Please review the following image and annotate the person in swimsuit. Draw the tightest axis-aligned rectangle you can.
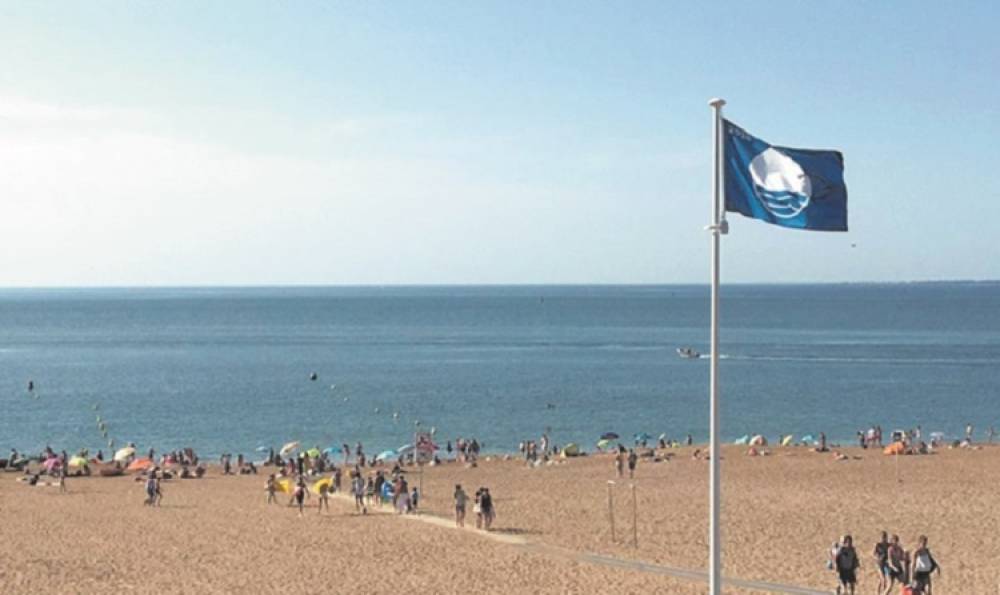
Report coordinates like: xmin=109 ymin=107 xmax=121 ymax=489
xmin=910 ymin=535 xmax=940 ymax=594
xmin=293 ymin=478 xmax=308 ymax=517
xmin=454 ymin=484 xmax=468 ymax=527
xmin=833 ymin=534 xmax=859 ymax=595
xmin=627 ymin=449 xmax=638 ymax=478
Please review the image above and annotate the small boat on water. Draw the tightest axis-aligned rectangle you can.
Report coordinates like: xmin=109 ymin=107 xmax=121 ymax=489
xmin=676 ymin=347 xmax=700 ymax=359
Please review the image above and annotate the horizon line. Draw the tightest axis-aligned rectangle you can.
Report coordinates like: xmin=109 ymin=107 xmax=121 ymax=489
xmin=1 ymin=279 xmax=998 ymax=291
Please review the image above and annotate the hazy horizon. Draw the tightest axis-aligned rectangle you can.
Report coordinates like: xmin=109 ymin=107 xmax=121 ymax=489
xmin=2 ymin=2 xmax=998 ymax=286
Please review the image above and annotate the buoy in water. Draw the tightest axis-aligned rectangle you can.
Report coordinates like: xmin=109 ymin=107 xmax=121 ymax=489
xmin=309 ymin=372 xmax=318 ymax=381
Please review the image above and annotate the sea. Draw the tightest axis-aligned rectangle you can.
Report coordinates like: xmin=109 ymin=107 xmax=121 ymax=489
xmin=1 ymin=283 xmax=998 ymax=458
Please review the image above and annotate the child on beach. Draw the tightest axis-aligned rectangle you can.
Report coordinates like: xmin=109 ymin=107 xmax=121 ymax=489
xmin=454 ymin=484 xmax=467 ymax=527
xmin=265 ymin=475 xmax=277 ymax=504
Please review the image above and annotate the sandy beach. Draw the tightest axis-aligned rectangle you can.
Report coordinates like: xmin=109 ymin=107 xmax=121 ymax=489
xmin=2 ymin=444 xmax=997 ymax=594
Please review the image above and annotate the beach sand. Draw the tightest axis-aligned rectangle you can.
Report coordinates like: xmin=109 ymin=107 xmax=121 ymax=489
xmin=1 ymin=445 xmax=997 ymax=593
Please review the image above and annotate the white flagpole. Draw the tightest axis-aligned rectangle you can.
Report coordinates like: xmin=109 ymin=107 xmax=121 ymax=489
xmin=707 ymin=97 xmax=727 ymax=595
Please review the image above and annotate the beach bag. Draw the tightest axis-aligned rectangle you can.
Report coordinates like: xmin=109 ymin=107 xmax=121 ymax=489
xmin=900 ymin=586 xmax=914 ymax=595
xmin=914 ymin=551 xmax=935 ymax=572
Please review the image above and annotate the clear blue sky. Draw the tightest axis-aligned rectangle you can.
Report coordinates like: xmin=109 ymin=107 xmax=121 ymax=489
xmin=1 ymin=1 xmax=997 ymax=285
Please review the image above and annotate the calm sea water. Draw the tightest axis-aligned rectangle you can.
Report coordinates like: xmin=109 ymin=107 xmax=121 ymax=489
xmin=1 ymin=284 xmax=998 ymax=457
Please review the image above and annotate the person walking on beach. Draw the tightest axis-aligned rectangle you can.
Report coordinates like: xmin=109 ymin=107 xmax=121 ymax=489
xmin=627 ymin=449 xmax=638 ymax=479
xmin=352 ymin=473 xmax=367 ymax=515
xmin=479 ymin=487 xmax=495 ymax=531
xmin=614 ymin=447 xmax=625 ymax=478
xmin=965 ymin=423 xmax=974 ymax=442
xmin=293 ymin=478 xmax=308 ymax=517
xmin=832 ymin=534 xmax=859 ymax=595
xmin=317 ymin=479 xmax=330 ymax=514
xmin=910 ymin=535 xmax=940 ymax=594
xmin=144 ymin=472 xmax=159 ymax=507
xmin=883 ymin=534 xmax=906 ymax=594
xmin=872 ymin=531 xmax=889 ymax=593
xmin=988 ymin=425 xmax=996 ymax=444
xmin=454 ymin=484 xmax=468 ymax=527
xmin=265 ymin=474 xmax=277 ymax=505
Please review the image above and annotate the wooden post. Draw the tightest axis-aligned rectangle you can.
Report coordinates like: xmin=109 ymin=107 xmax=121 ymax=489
xmin=606 ymin=480 xmax=616 ymax=542
xmin=631 ymin=482 xmax=638 ymax=548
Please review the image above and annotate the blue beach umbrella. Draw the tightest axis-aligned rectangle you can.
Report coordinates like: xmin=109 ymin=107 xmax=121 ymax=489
xmin=633 ymin=432 xmax=651 ymax=443
xmin=600 ymin=432 xmax=619 ymax=440
xmin=322 ymin=447 xmax=339 ymax=455
xmin=375 ymin=449 xmax=396 ymax=461
xmin=255 ymin=446 xmax=269 ymax=453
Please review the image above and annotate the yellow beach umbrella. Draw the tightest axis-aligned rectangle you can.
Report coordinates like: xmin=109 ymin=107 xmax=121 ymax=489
xmin=780 ymin=435 xmax=794 ymax=447
xmin=275 ymin=478 xmax=294 ymax=494
xmin=68 ymin=455 xmax=89 ymax=467
xmin=311 ymin=477 xmax=332 ymax=495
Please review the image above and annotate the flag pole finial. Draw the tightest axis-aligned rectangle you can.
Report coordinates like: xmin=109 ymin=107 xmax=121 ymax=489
xmin=708 ymin=97 xmax=726 ymax=108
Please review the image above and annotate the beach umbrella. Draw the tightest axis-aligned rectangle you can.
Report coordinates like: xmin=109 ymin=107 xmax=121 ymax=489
xmin=275 ymin=478 xmax=294 ymax=494
xmin=396 ymin=444 xmax=415 ymax=454
xmin=43 ymin=457 xmax=62 ymax=472
xmin=780 ymin=435 xmax=794 ymax=447
xmin=305 ymin=447 xmax=321 ymax=459
xmin=561 ymin=443 xmax=581 ymax=457
xmin=113 ymin=446 xmax=135 ymax=462
xmin=375 ymin=449 xmax=396 ymax=461
xmin=634 ymin=432 xmax=652 ymax=443
xmin=800 ymin=434 xmax=815 ymax=444
xmin=749 ymin=435 xmax=767 ymax=447
xmin=255 ymin=446 xmax=269 ymax=453
xmin=126 ymin=458 xmax=154 ymax=472
xmin=279 ymin=441 xmax=300 ymax=457
xmin=322 ymin=447 xmax=339 ymax=455
xmin=733 ymin=435 xmax=750 ymax=446
xmin=600 ymin=432 xmax=619 ymax=440
xmin=68 ymin=455 xmax=88 ymax=468
xmin=311 ymin=477 xmax=333 ymax=495
xmin=596 ymin=438 xmax=613 ymax=450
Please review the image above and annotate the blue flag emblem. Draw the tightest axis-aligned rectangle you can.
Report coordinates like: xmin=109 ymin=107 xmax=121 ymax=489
xmin=723 ymin=119 xmax=847 ymax=231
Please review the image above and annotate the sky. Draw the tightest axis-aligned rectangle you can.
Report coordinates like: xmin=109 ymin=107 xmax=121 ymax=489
xmin=1 ymin=1 xmax=998 ymax=286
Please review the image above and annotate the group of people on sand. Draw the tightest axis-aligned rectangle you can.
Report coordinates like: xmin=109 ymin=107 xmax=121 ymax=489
xmin=613 ymin=446 xmax=639 ymax=478
xmin=830 ymin=533 xmax=941 ymax=595
xmin=266 ymin=461 xmax=423 ymax=518
xmin=451 ymin=484 xmax=495 ymax=530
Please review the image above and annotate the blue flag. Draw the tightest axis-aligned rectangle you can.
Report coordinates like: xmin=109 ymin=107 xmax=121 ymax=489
xmin=723 ymin=119 xmax=847 ymax=231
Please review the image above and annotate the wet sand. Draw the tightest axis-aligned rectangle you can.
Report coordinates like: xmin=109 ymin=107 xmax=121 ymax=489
xmin=1 ymin=445 xmax=996 ymax=593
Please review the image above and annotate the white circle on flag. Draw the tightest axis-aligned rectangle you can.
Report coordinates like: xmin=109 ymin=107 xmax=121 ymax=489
xmin=748 ymin=148 xmax=812 ymax=218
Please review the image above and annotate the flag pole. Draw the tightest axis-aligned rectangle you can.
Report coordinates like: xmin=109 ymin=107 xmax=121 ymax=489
xmin=707 ymin=97 xmax=727 ymax=595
